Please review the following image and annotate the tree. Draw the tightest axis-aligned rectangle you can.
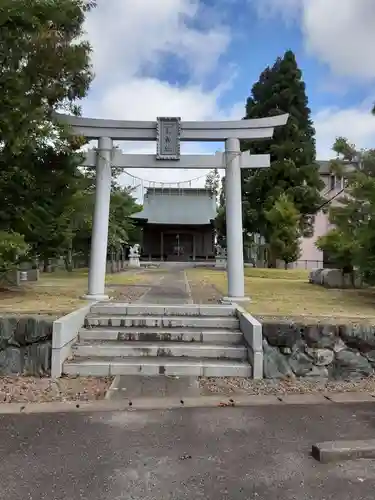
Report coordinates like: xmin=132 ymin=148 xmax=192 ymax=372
xmin=0 ymin=0 xmax=95 ymax=273
xmin=0 ymin=232 xmax=29 ymax=273
xmin=215 ymin=175 xmax=226 ymax=245
xmin=241 ymin=50 xmax=323 ymax=247
xmin=316 ymin=229 xmax=357 ymax=274
xmin=265 ymin=194 xmax=301 ymax=268
xmin=12 ymin=146 xmax=87 ymax=269
xmin=316 ymin=138 xmax=375 ymax=284
xmin=205 ymin=168 xmax=220 ymax=199
xmin=0 ymin=0 xmax=95 ymax=153
xmin=108 ymin=186 xmax=142 ymax=254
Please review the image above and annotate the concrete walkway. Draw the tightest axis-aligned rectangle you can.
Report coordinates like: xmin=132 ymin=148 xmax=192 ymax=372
xmin=112 ymin=265 xmax=196 ymax=399
xmin=107 ymin=374 xmax=201 ymax=399
xmin=1 ymin=404 xmax=375 ymax=499
xmin=137 ymin=266 xmax=192 ymax=305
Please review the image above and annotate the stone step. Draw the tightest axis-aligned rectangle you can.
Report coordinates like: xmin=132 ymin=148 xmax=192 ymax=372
xmin=85 ymin=315 xmax=240 ymax=329
xmin=90 ymin=303 xmax=236 ymax=317
xmin=79 ymin=327 xmax=243 ymax=344
xmin=63 ymin=356 xmax=252 ymax=377
xmin=72 ymin=341 xmax=247 ymax=360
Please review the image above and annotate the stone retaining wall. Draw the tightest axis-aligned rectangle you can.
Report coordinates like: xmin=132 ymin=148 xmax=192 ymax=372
xmin=0 ymin=316 xmax=53 ymax=376
xmin=263 ymin=322 xmax=375 ymax=379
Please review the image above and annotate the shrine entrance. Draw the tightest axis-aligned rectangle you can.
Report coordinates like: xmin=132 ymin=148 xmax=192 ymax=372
xmin=57 ymin=113 xmax=288 ymax=301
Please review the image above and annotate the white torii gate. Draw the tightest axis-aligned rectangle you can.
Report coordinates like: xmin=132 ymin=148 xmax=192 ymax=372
xmin=57 ymin=114 xmax=288 ymax=302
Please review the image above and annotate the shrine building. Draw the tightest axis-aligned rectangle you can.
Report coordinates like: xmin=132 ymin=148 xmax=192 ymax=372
xmin=131 ymin=187 xmax=216 ymax=261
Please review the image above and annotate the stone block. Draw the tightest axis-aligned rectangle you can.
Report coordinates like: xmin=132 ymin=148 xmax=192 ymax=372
xmin=215 ymin=258 xmax=227 ymax=269
xmin=325 ymin=392 xmax=375 ymax=403
xmin=251 ymin=350 xmax=263 ymax=379
xmin=262 ymin=322 xmax=302 ymax=348
xmin=302 ymin=324 xmax=337 ymax=349
xmin=289 ymin=346 xmax=315 ymax=376
xmin=318 ymin=268 xmax=363 ymax=289
xmin=263 ymin=340 xmax=294 ymax=379
xmin=128 ymin=256 xmax=140 ymax=268
xmin=332 ymin=349 xmax=373 ymax=379
xmin=52 ymin=303 xmax=94 ymax=377
xmin=279 ymin=394 xmax=329 ymax=404
xmin=305 ymin=347 xmax=334 ymax=366
xmin=338 ymin=324 xmax=375 ymax=352
xmin=24 ymin=342 xmax=51 ymax=376
xmin=0 ymin=347 xmax=23 ymax=375
xmin=309 ymin=268 xmax=324 ymax=284
xmin=26 ymin=269 xmax=39 ymax=281
xmin=199 ymin=305 xmax=236 ymax=316
xmin=312 ymin=439 xmax=375 ymax=463
xmin=237 ymin=307 xmax=263 ymax=352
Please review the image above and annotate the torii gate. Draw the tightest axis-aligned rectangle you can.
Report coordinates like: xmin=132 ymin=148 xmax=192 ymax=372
xmin=57 ymin=114 xmax=288 ymax=302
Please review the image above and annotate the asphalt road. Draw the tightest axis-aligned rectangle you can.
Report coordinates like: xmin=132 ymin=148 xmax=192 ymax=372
xmin=1 ymin=404 xmax=375 ymax=499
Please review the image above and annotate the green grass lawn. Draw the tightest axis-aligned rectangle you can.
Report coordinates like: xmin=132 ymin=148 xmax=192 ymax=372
xmin=0 ymin=268 xmax=147 ymax=316
xmin=186 ymin=267 xmax=375 ymax=323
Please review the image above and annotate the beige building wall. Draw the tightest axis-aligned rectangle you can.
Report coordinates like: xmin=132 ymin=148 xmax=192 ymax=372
xmin=293 ymin=162 xmax=345 ymax=270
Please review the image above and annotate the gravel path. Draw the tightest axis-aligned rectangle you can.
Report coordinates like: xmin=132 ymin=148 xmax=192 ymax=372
xmin=199 ymin=375 xmax=375 ymax=396
xmin=0 ymin=376 xmax=112 ymax=403
xmin=110 ymin=284 xmax=148 ymax=302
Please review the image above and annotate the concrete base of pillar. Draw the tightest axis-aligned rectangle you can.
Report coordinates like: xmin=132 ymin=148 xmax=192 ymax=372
xmin=82 ymin=294 xmax=110 ymax=301
xmin=221 ymin=296 xmax=251 ymax=304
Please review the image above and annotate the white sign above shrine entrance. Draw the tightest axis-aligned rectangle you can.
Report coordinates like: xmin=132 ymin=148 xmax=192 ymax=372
xmin=157 ymin=117 xmax=181 ymax=160
xmin=56 ymin=113 xmax=288 ymax=302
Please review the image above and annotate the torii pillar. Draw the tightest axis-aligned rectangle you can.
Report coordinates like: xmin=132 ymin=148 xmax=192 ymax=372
xmin=85 ymin=137 xmax=113 ymax=300
xmin=224 ymin=138 xmax=245 ymax=301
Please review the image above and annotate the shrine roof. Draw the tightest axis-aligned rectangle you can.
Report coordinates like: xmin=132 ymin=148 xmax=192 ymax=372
xmin=131 ymin=187 xmax=216 ymax=225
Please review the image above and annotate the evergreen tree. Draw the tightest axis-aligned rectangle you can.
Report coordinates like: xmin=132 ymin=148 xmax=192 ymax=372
xmin=265 ymin=194 xmax=301 ymax=268
xmin=242 ymin=50 xmax=323 ymax=245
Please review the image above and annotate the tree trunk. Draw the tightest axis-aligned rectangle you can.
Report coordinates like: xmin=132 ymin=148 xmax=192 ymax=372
xmin=64 ymin=248 xmax=73 ymax=272
xmin=267 ymin=248 xmax=277 ymax=268
xmin=43 ymin=257 xmax=49 ymax=273
xmin=350 ymin=270 xmax=355 ymax=288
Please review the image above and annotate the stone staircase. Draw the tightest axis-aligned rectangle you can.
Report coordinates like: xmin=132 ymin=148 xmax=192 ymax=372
xmin=63 ymin=303 xmax=252 ymax=377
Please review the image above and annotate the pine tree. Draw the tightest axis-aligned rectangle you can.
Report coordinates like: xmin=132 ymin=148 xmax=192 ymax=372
xmin=242 ymin=50 xmax=323 ymax=244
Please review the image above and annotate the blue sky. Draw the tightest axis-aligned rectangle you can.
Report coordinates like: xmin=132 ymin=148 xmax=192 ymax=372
xmin=82 ymin=0 xmax=375 ymax=191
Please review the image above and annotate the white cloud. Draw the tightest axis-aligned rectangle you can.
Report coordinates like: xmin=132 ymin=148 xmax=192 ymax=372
xmin=251 ymin=0 xmax=375 ymax=160
xmin=93 ymin=78 xmax=221 ymax=121
xmin=313 ymin=103 xmax=375 ymax=159
xmin=83 ymin=0 xmax=230 ymax=83
xmin=253 ymin=0 xmax=375 ymax=80
xmin=80 ymin=1 xmax=242 ymax=192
